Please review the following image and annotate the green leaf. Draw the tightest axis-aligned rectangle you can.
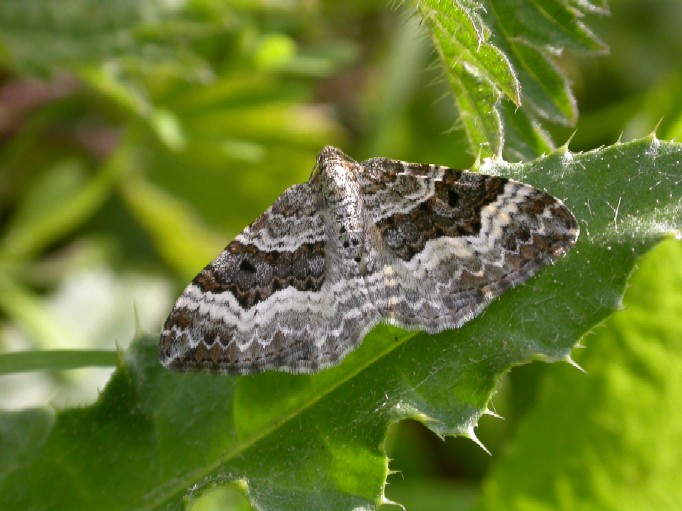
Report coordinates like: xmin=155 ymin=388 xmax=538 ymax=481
xmin=0 ymin=350 xmax=119 ymax=375
xmin=413 ymin=0 xmax=606 ymax=158
xmin=0 ymin=0 xmax=210 ymax=78
xmin=0 ymin=137 xmax=679 ymax=510
xmin=479 ymin=238 xmax=682 ymax=510
xmin=495 ymin=35 xmax=578 ymax=125
xmin=500 ymin=100 xmax=554 ymax=161
xmin=489 ymin=0 xmax=606 ymax=52
xmin=0 ymin=408 xmax=54 ymax=479
xmin=417 ymin=1 xmax=518 ymax=157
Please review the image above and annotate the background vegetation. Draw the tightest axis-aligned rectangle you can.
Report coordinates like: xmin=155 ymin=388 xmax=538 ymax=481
xmin=0 ymin=1 xmax=680 ymax=510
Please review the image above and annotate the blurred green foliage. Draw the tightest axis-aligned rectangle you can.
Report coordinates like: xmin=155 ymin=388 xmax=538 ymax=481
xmin=0 ymin=0 xmax=680 ymax=510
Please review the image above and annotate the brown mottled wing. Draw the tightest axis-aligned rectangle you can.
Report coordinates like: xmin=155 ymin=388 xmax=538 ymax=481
xmin=159 ymin=181 xmax=335 ymax=375
xmin=159 ymin=164 xmax=387 ymax=375
xmin=357 ymin=157 xmax=579 ymax=331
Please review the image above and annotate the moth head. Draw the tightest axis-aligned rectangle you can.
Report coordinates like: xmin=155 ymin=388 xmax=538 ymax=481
xmin=311 ymin=145 xmax=355 ymax=178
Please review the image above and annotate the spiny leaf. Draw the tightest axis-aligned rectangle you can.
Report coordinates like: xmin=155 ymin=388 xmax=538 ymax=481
xmin=493 ymin=31 xmax=578 ymax=124
xmin=480 ymin=239 xmax=682 ymax=510
xmin=0 ymin=138 xmax=679 ymax=511
xmin=413 ymin=0 xmax=607 ymax=159
xmin=417 ymin=0 xmax=517 ymax=157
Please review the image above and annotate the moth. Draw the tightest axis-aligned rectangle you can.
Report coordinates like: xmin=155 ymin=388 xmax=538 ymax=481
xmin=160 ymin=146 xmax=578 ymax=374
